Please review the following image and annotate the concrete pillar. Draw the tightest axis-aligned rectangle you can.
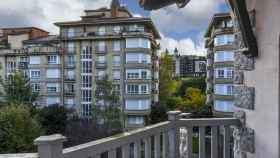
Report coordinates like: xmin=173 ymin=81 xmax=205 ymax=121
xmin=167 ymin=111 xmax=181 ymax=158
xmin=34 ymin=134 xmax=67 ymax=158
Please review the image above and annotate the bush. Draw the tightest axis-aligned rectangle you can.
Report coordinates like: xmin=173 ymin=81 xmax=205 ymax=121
xmin=0 ymin=104 xmax=43 ymax=153
xmin=150 ymin=103 xmax=168 ymax=124
xmin=38 ymin=105 xmax=67 ymax=135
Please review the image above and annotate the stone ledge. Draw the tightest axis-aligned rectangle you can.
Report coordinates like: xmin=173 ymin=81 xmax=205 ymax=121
xmin=234 ymin=52 xmax=254 ymax=71
xmin=234 ymin=86 xmax=255 ymax=110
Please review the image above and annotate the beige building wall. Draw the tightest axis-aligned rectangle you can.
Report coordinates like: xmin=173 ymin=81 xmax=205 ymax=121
xmin=8 ymin=34 xmax=29 ymax=49
xmin=234 ymin=0 xmax=280 ymax=157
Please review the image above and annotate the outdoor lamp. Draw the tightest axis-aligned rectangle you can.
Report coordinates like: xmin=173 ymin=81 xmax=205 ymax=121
xmin=139 ymin=0 xmax=191 ymax=10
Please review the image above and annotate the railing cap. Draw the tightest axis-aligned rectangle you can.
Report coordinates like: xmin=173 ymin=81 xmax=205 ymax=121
xmin=34 ymin=134 xmax=67 ymax=145
xmin=167 ymin=111 xmax=181 ymax=121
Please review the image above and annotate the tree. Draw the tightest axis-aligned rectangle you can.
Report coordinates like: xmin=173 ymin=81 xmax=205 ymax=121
xmin=159 ymin=53 xmax=181 ymax=103
xmin=92 ymin=76 xmax=123 ymax=134
xmin=38 ymin=105 xmax=68 ymax=135
xmin=0 ymin=104 xmax=43 ymax=153
xmin=177 ymin=77 xmax=206 ymax=97
xmin=0 ymin=72 xmax=38 ymax=106
xmin=178 ymin=87 xmax=207 ymax=113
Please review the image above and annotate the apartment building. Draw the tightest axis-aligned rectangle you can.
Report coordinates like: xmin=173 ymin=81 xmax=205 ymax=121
xmin=205 ymin=13 xmax=234 ymax=116
xmin=170 ymin=48 xmax=206 ymax=78
xmin=0 ymin=27 xmax=62 ymax=106
xmin=54 ymin=0 xmax=160 ymax=129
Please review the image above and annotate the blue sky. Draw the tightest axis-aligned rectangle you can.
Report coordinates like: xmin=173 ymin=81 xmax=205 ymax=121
xmin=0 ymin=0 xmax=229 ymax=56
xmin=119 ymin=0 xmax=230 ymax=55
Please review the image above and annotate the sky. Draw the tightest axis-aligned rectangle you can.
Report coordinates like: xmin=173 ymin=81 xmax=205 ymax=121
xmin=0 ymin=0 xmax=229 ymax=56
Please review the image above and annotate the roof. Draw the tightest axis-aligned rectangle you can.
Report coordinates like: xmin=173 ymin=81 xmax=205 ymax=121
xmin=1 ymin=27 xmax=49 ymax=34
xmin=23 ymin=35 xmax=59 ymax=44
xmin=204 ymin=12 xmax=231 ymax=37
xmin=55 ymin=17 xmax=161 ymax=39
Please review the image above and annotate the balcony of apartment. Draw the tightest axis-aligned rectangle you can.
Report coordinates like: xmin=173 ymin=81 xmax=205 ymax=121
xmin=64 ymin=61 xmax=76 ymax=68
xmin=125 ymin=62 xmax=152 ymax=69
xmin=95 ymin=46 xmax=108 ymax=54
xmin=95 ymin=61 xmax=107 ymax=69
xmin=124 ymin=107 xmax=151 ymax=115
xmin=27 ymin=46 xmax=59 ymax=54
xmin=64 ymin=75 xmax=76 ymax=82
xmin=15 ymin=111 xmax=240 ymax=158
xmin=18 ymin=61 xmax=29 ymax=69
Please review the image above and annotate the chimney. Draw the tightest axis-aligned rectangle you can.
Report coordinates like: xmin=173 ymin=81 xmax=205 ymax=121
xmin=111 ymin=0 xmax=120 ymax=17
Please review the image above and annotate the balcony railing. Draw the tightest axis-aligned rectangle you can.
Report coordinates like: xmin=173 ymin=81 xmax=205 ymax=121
xmin=8 ymin=111 xmax=240 ymax=158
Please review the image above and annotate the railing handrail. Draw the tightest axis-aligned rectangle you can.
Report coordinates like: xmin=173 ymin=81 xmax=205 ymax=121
xmin=63 ymin=121 xmax=172 ymax=157
xmin=178 ymin=117 xmax=240 ymax=127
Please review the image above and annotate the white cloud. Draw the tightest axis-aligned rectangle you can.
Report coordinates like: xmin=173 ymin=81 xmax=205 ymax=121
xmin=0 ymin=0 xmax=111 ymax=34
xmin=151 ymin=0 xmax=224 ymax=34
xmin=158 ymin=34 xmax=206 ymax=56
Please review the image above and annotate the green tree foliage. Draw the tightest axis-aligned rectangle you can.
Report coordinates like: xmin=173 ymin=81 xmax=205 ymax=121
xmin=0 ymin=72 xmax=38 ymax=106
xmin=150 ymin=103 xmax=168 ymax=124
xmin=92 ymin=76 xmax=123 ymax=133
xmin=177 ymin=77 xmax=206 ymax=97
xmin=38 ymin=105 xmax=68 ymax=135
xmin=159 ymin=53 xmax=181 ymax=103
xmin=0 ymin=104 xmax=43 ymax=153
xmin=178 ymin=87 xmax=207 ymax=113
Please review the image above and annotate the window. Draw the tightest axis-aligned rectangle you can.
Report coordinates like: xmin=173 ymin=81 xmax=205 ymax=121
xmin=114 ymin=56 xmax=120 ymax=66
xmin=141 ymin=85 xmax=148 ymax=94
xmin=65 ymin=98 xmax=75 ymax=109
xmin=46 ymin=69 xmax=60 ymax=78
xmin=97 ymin=70 xmax=105 ymax=79
xmin=65 ymin=83 xmax=75 ymax=93
xmin=126 ymin=38 xmax=150 ymax=48
xmin=127 ymin=116 xmax=144 ymax=125
xmin=214 ymin=84 xmax=233 ymax=95
xmin=67 ymin=43 xmax=75 ymax=53
xmin=31 ymin=83 xmax=40 ymax=92
xmin=29 ymin=56 xmax=40 ymax=65
xmin=7 ymin=61 xmax=16 ymax=73
xmin=81 ymin=103 xmax=92 ymax=116
xmin=82 ymin=90 xmax=92 ymax=102
xmin=127 ymin=71 xmax=139 ymax=79
xmin=127 ymin=84 xmax=139 ymax=94
xmin=65 ymin=70 xmax=75 ymax=80
xmin=81 ymin=76 xmax=92 ymax=88
xmin=226 ymin=19 xmax=233 ymax=28
xmin=97 ymin=56 xmax=105 ymax=64
xmin=97 ymin=41 xmax=106 ymax=51
xmin=214 ymin=100 xmax=234 ymax=113
xmin=214 ymin=34 xmax=235 ymax=46
xmin=47 ymin=97 xmax=60 ymax=106
xmin=81 ymin=46 xmax=92 ymax=59
xmin=68 ymin=28 xmax=75 ymax=37
xmin=215 ymin=68 xmax=233 ymax=79
xmin=98 ymin=26 xmax=106 ymax=35
xmin=141 ymin=71 xmax=147 ymax=79
xmin=47 ymin=83 xmax=60 ymax=93
xmin=47 ymin=55 xmax=60 ymax=64
xmin=67 ymin=55 xmax=75 ymax=66
xmin=81 ymin=61 xmax=92 ymax=74
xmin=126 ymin=53 xmax=151 ymax=64
xmin=30 ymin=69 xmax=40 ymax=79
xmin=126 ymin=84 xmax=149 ymax=94
xmin=113 ymin=71 xmax=120 ymax=80
xmin=214 ymin=51 xmax=234 ymax=62
xmin=128 ymin=25 xmax=144 ymax=32
xmin=125 ymin=99 xmax=150 ymax=110
xmin=113 ymin=26 xmax=121 ymax=34
xmin=113 ymin=41 xmax=121 ymax=51
xmin=126 ymin=69 xmax=150 ymax=79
